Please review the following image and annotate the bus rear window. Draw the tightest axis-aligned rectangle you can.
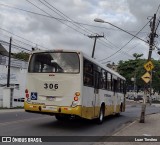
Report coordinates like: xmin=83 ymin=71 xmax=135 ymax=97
xmin=28 ymin=52 xmax=80 ymax=73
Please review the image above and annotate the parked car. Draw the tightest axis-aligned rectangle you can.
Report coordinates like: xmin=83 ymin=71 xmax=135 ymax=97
xmin=127 ymin=94 xmax=134 ymax=100
xmin=134 ymin=95 xmax=143 ymax=101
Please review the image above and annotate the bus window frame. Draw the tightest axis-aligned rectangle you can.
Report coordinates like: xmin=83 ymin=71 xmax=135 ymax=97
xmin=83 ymin=59 xmax=94 ymax=87
xmin=28 ymin=52 xmax=80 ymax=74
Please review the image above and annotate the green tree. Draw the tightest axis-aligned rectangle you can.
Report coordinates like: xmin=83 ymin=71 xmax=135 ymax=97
xmin=133 ymin=53 xmax=143 ymax=60
xmin=117 ymin=54 xmax=160 ymax=93
xmin=12 ymin=52 xmax=29 ymax=61
xmin=117 ymin=58 xmax=145 ymax=92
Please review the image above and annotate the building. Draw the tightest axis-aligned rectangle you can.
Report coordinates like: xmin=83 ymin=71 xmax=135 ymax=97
xmin=0 ymin=44 xmax=28 ymax=108
xmin=106 ymin=62 xmax=118 ymax=72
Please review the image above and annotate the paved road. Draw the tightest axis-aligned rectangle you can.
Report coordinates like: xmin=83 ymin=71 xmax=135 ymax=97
xmin=0 ymin=103 xmax=160 ymax=145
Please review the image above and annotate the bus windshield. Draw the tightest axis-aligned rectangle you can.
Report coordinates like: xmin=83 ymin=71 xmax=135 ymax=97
xmin=28 ymin=52 xmax=80 ymax=73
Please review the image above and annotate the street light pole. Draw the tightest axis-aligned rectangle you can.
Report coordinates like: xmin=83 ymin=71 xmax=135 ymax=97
xmin=94 ymin=18 xmax=148 ymax=44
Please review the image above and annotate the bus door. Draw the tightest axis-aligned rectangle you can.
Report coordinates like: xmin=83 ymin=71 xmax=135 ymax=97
xmin=113 ymin=79 xmax=118 ymax=112
xmin=93 ymin=71 xmax=100 ymax=117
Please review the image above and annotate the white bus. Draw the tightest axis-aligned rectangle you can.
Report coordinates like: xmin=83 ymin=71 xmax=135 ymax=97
xmin=24 ymin=50 xmax=126 ymax=124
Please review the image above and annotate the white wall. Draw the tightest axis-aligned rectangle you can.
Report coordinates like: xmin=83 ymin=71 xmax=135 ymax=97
xmin=0 ymin=61 xmax=27 ymax=108
xmin=0 ymin=87 xmax=2 ymax=107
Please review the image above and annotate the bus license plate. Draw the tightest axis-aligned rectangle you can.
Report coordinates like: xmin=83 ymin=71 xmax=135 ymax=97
xmin=47 ymin=96 xmax=56 ymax=101
xmin=43 ymin=106 xmax=57 ymax=111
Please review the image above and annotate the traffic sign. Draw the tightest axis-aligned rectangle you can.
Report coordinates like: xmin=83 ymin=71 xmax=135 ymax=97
xmin=144 ymin=61 xmax=154 ymax=71
xmin=141 ymin=72 xmax=151 ymax=83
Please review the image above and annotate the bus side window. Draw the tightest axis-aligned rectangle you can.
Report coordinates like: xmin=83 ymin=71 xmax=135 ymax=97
xmin=107 ymin=73 xmax=112 ymax=91
xmin=83 ymin=60 xmax=93 ymax=87
xmin=100 ymin=69 xmax=106 ymax=89
xmin=34 ymin=62 xmax=40 ymax=72
xmin=111 ymin=75 xmax=113 ymax=91
xmin=106 ymin=72 xmax=108 ymax=90
xmin=84 ymin=74 xmax=91 ymax=85
xmin=117 ymin=79 xmax=120 ymax=92
xmin=123 ymin=81 xmax=126 ymax=94
xmin=120 ymin=79 xmax=123 ymax=93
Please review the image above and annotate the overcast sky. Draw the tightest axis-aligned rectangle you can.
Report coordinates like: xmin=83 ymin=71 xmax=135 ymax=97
xmin=0 ymin=0 xmax=160 ymax=64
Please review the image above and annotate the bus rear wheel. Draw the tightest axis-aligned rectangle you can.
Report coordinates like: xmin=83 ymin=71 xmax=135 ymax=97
xmin=55 ymin=114 xmax=70 ymax=121
xmin=97 ymin=106 xmax=104 ymax=124
xmin=116 ymin=103 xmax=123 ymax=116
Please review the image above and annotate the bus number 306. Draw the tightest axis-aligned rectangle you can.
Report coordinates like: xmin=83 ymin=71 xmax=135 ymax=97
xmin=44 ymin=83 xmax=58 ymax=90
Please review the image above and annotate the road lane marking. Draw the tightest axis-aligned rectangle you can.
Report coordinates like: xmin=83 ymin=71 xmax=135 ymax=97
xmin=0 ymin=116 xmax=51 ymax=126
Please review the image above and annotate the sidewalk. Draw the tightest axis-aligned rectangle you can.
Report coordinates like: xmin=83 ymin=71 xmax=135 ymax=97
xmin=96 ymin=113 xmax=160 ymax=145
xmin=0 ymin=108 xmax=24 ymax=114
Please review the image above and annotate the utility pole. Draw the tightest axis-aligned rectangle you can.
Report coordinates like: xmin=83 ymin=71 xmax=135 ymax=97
xmin=7 ymin=37 xmax=12 ymax=87
xmin=88 ymin=34 xmax=104 ymax=58
xmin=149 ymin=70 xmax=153 ymax=105
xmin=140 ymin=14 xmax=156 ymax=123
xmin=133 ymin=72 xmax=137 ymax=98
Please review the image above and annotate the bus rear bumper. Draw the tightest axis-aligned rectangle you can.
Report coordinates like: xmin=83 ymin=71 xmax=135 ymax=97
xmin=24 ymin=101 xmax=82 ymax=116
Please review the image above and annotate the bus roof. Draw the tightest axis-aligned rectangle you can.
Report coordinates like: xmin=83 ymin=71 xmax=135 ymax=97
xmin=31 ymin=49 xmax=126 ymax=81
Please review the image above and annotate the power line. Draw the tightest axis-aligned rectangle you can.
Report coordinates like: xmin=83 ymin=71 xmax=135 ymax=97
xmin=29 ymin=0 xmax=137 ymax=56
xmin=0 ymin=1 xmax=151 ymax=61
xmin=99 ymin=38 xmax=133 ymax=58
xmin=0 ymin=32 xmax=35 ymax=48
xmin=108 ymin=43 xmax=142 ymax=63
xmin=0 ymin=2 xmax=122 ymax=56
xmin=0 ymin=40 xmax=31 ymax=52
xmin=99 ymin=19 xmax=151 ymax=62
xmin=26 ymin=0 xmax=88 ymax=36
xmin=26 ymin=0 xmax=125 ymax=55
xmin=103 ymin=37 xmax=134 ymax=58
xmin=0 ymin=26 xmax=48 ymax=49
xmin=156 ymin=4 xmax=160 ymax=14
xmin=0 ymin=3 xmax=149 ymax=34
xmin=40 ymin=0 xmax=95 ymax=35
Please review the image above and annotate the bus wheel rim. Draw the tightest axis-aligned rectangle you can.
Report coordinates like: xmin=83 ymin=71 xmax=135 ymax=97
xmin=100 ymin=109 xmax=103 ymax=121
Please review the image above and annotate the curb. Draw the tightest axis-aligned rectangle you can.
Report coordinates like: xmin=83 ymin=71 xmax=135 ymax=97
xmin=0 ymin=109 xmax=24 ymax=114
xmin=113 ymin=113 xmax=160 ymax=136
xmin=151 ymin=104 xmax=160 ymax=107
xmin=113 ymin=119 xmax=138 ymax=136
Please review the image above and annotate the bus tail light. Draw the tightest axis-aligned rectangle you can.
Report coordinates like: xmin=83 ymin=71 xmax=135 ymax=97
xmin=25 ymin=89 xmax=28 ymax=94
xmin=74 ymin=92 xmax=80 ymax=101
xmin=26 ymin=93 xmax=29 ymax=98
xmin=74 ymin=96 xmax=78 ymax=101
xmin=71 ymin=92 xmax=80 ymax=107
xmin=75 ymin=92 xmax=80 ymax=96
xmin=25 ymin=89 xmax=29 ymax=98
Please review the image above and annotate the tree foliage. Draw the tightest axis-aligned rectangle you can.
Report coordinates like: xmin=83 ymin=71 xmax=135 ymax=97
xmin=133 ymin=53 xmax=143 ymax=60
xmin=12 ymin=52 xmax=29 ymax=61
xmin=117 ymin=54 xmax=160 ymax=93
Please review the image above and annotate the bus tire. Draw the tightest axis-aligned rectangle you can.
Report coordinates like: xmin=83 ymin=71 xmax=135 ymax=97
xmin=55 ymin=114 xmax=70 ymax=121
xmin=116 ymin=103 xmax=123 ymax=116
xmin=55 ymin=114 xmax=63 ymax=121
xmin=120 ymin=103 xmax=123 ymax=112
xmin=97 ymin=106 xmax=105 ymax=124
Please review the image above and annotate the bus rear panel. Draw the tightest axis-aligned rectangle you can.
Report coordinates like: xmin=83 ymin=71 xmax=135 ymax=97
xmin=24 ymin=51 xmax=82 ymax=117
